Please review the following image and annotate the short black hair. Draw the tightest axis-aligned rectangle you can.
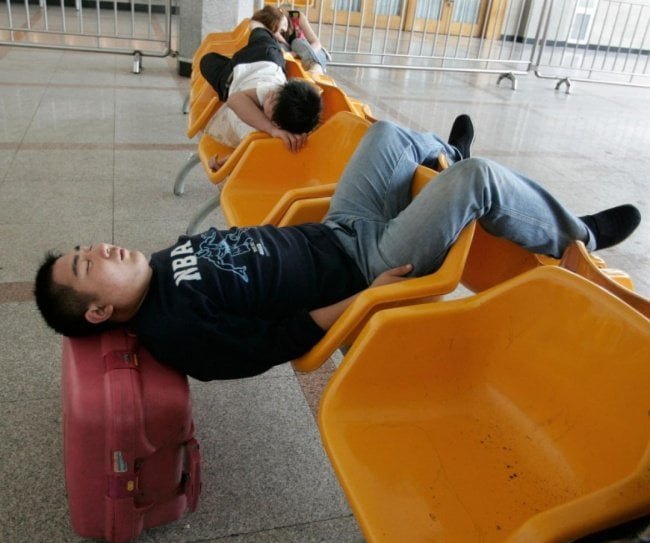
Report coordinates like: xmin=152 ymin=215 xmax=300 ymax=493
xmin=272 ymin=79 xmax=322 ymax=134
xmin=34 ymin=251 xmax=116 ymax=337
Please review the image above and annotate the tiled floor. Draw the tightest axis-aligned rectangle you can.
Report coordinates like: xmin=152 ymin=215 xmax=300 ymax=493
xmin=1 ymin=32 xmax=649 ymax=543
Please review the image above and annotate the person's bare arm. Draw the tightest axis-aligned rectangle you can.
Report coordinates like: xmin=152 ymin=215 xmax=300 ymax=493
xmin=298 ymin=12 xmax=322 ymax=52
xmin=227 ymin=88 xmax=307 ymax=152
xmin=308 ymin=264 xmax=413 ymax=330
xmin=227 ymin=88 xmax=274 ymax=132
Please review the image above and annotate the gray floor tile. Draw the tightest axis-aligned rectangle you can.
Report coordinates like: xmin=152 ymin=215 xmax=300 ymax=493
xmin=23 ymin=86 xmax=116 ymax=144
xmin=0 ymin=149 xmax=17 ymax=183
xmin=0 ymin=303 xmax=61 ymax=401
xmin=177 ymin=515 xmax=362 ymax=543
xmin=0 ymin=219 xmax=114 ymax=282
xmin=0 ymin=399 xmax=80 ymax=543
xmin=113 ymin=149 xmax=216 ymax=223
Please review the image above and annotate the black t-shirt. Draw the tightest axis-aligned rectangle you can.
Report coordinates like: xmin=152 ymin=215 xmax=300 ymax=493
xmin=129 ymin=224 xmax=366 ymax=380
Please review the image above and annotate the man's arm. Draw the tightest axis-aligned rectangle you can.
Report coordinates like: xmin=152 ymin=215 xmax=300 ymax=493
xmin=298 ymin=11 xmax=322 ymax=52
xmin=226 ymin=88 xmax=274 ymax=133
xmin=309 ymin=264 xmax=413 ymax=330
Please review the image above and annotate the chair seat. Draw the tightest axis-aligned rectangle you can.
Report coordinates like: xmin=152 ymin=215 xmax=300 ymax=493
xmin=320 ymin=266 xmax=650 ymax=542
xmin=221 ymin=111 xmax=371 ymax=227
xmin=198 ymin=131 xmax=269 ymax=185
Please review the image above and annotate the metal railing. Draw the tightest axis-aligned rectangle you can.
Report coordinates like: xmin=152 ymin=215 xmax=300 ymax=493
xmin=534 ymin=0 xmax=650 ymax=92
xmin=0 ymin=0 xmax=174 ymax=72
xmin=271 ymin=0 xmax=650 ymax=90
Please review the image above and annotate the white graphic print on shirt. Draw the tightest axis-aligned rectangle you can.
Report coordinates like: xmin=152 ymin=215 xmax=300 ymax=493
xmin=195 ymin=228 xmax=268 ymax=283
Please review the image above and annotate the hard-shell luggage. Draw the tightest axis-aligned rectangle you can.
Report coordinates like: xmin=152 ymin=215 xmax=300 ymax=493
xmin=62 ymin=328 xmax=201 ymax=543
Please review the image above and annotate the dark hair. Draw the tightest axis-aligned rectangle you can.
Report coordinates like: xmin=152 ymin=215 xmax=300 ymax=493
xmin=251 ymin=5 xmax=284 ymax=34
xmin=34 ymin=251 xmax=116 ymax=337
xmin=272 ymin=79 xmax=322 ymax=134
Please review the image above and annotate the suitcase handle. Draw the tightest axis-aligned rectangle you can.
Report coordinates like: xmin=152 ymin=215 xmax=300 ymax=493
xmin=182 ymin=439 xmax=201 ymax=512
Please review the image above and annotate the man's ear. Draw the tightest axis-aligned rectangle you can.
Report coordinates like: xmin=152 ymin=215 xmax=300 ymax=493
xmin=85 ymin=303 xmax=114 ymax=324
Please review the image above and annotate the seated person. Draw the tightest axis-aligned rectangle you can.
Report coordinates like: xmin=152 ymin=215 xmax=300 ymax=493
xmin=275 ymin=8 xmax=330 ymax=75
xmin=34 ymin=116 xmax=641 ymax=381
xmin=199 ymin=6 xmax=321 ymax=170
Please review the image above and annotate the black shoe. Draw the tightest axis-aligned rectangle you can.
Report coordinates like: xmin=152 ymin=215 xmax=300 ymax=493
xmin=579 ymin=204 xmax=641 ymax=250
xmin=448 ymin=114 xmax=474 ymax=159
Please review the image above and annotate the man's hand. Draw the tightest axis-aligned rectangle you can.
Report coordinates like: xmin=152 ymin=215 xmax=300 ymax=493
xmin=270 ymin=127 xmax=308 ymax=153
xmin=309 ymin=264 xmax=414 ymax=331
xmin=370 ymin=264 xmax=413 ymax=287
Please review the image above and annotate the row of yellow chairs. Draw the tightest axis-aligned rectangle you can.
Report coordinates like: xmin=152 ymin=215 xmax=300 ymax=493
xmin=176 ymin=21 xmax=375 ymax=235
xmin=179 ymin=21 xmax=650 ymax=543
xmin=217 ymin=109 xmax=650 ymax=541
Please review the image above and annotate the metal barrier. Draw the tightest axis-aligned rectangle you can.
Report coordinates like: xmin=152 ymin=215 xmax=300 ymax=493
xmin=0 ymin=0 xmax=174 ymax=73
xmin=271 ymin=0 xmax=547 ymax=88
xmin=271 ymin=0 xmax=650 ymax=90
xmin=534 ymin=0 xmax=650 ymax=92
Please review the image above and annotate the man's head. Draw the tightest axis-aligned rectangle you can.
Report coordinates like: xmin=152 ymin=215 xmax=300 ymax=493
xmin=269 ymin=79 xmax=322 ymax=135
xmin=34 ymin=244 xmax=152 ymax=337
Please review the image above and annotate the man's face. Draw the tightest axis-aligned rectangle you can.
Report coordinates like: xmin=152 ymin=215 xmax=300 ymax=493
xmin=52 ymin=243 xmax=152 ymax=322
xmin=263 ymin=90 xmax=278 ymax=120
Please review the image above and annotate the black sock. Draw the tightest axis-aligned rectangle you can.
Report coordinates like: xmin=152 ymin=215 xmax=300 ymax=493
xmin=579 ymin=204 xmax=641 ymax=250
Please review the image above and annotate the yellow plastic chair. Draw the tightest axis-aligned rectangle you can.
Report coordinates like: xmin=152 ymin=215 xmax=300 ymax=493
xmin=177 ymin=131 xmax=271 ymax=235
xmin=221 ymin=111 xmax=371 ymax=227
xmin=461 ymin=223 xmax=558 ymax=293
xmin=187 ymin=84 xmax=222 ymax=139
xmin=320 ymin=265 xmax=650 ymax=543
xmin=290 ymin=165 xmax=476 ymax=373
xmin=461 ymin=224 xmax=635 ymax=295
xmin=193 ymin=18 xmax=250 ymax=68
xmin=283 ymin=54 xmax=338 ymax=86
xmin=560 ymin=240 xmax=647 ymax=317
xmin=182 ymin=20 xmax=250 ymax=114
xmin=317 ymin=80 xmax=374 ymax=123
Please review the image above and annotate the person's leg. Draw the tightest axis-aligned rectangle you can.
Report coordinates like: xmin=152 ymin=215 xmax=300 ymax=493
xmin=326 ymin=120 xmax=463 ymax=224
xmin=324 ymin=120 xmax=466 ymax=280
xmin=291 ymin=38 xmax=327 ymax=70
xmin=315 ymin=48 xmax=329 ymax=69
xmin=232 ymin=27 xmax=284 ymax=68
xmin=199 ymin=53 xmax=231 ymax=98
xmin=374 ymin=157 xmax=595 ymax=277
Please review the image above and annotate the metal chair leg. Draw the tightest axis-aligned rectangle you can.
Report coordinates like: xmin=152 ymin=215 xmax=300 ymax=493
xmin=186 ymin=190 xmax=222 ymax=236
xmin=133 ymin=50 xmax=142 ymax=74
xmin=182 ymin=93 xmax=190 ymax=114
xmin=174 ymin=152 xmax=201 ymax=196
xmin=555 ymin=77 xmax=572 ymax=94
xmin=497 ymin=72 xmax=517 ymax=90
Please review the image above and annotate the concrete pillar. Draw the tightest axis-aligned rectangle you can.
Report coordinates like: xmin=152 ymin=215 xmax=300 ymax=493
xmin=177 ymin=0 xmax=256 ymax=77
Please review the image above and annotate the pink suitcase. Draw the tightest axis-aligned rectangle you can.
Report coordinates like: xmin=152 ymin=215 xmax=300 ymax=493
xmin=62 ymin=329 xmax=201 ymax=543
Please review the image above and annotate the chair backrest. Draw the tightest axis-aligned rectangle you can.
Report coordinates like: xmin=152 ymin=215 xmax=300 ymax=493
xmin=187 ymin=84 xmax=222 ymax=139
xmin=291 ymin=164 xmax=476 ymax=373
xmin=560 ymin=241 xmax=648 ymax=318
xmin=198 ymin=131 xmax=270 ymax=185
xmin=461 ymin=223 xmax=558 ymax=293
xmin=193 ymin=18 xmax=251 ymax=64
xmin=221 ymin=111 xmax=371 ymax=227
xmin=320 ymin=265 xmax=650 ymax=542
xmin=284 ymin=54 xmax=310 ymax=80
xmin=318 ymin=81 xmax=359 ymax=122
